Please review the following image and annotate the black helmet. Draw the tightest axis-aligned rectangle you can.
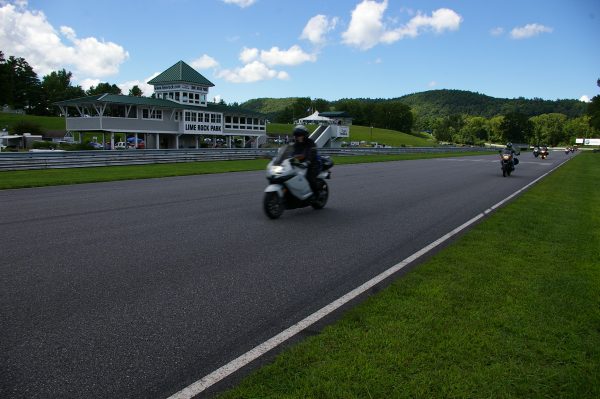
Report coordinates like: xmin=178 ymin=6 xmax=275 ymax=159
xmin=293 ymin=125 xmax=309 ymax=137
xmin=506 ymin=142 xmax=513 ymax=148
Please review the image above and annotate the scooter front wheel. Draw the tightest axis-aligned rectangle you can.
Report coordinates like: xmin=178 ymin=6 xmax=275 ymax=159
xmin=263 ymin=192 xmax=284 ymax=219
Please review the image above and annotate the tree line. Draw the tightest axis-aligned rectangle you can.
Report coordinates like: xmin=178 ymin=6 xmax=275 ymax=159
xmin=269 ymin=97 xmax=414 ymax=134
xmin=260 ymin=86 xmax=600 ymax=146
xmin=0 ymin=51 xmax=143 ymax=116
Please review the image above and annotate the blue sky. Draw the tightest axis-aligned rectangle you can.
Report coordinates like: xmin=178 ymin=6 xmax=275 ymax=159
xmin=1 ymin=0 xmax=599 ymax=104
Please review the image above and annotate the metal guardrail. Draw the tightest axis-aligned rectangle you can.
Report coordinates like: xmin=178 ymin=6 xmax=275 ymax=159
xmin=0 ymin=147 xmax=496 ymax=171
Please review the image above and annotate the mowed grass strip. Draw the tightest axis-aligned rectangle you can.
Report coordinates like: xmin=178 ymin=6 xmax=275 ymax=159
xmin=218 ymin=153 xmax=600 ymax=399
xmin=0 ymin=151 xmax=489 ymax=190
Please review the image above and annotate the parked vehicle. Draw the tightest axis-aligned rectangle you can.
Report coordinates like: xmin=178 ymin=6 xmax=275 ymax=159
xmin=88 ymin=142 xmax=103 ymax=150
xmin=114 ymin=142 xmax=127 ymax=150
xmin=263 ymin=144 xmax=333 ymax=219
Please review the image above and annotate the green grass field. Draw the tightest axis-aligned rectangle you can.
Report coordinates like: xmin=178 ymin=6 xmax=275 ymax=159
xmin=217 ymin=152 xmax=600 ymax=399
xmin=0 ymin=112 xmax=65 ymax=131
xmin=267 ymin=122 xmax=434 ymax=147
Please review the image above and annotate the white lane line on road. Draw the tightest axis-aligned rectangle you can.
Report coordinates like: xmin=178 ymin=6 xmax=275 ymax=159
xmin=166 ymin=155 xmax=573 ymax=399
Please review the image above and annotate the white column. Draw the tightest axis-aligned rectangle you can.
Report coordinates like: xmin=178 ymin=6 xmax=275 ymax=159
xmin=175 ymin=135 xmax=179 ymax=149
xmin=156 ymin=133 xmax=160 ymax=149
xmin=195 ymin=135 xmax=199 ymax=149
xmin=134 ymin=133 xmax=138 ymax=149
xmin=110 ymin=133 xmax=115 ymax=150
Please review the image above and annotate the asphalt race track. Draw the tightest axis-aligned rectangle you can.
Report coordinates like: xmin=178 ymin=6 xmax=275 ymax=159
xmin=0 ymin=151 xmax=572 ymax=398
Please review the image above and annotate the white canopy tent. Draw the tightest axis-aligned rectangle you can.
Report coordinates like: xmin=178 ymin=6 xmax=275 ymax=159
xmin=297 ymin=111 xmax=332 ymax=124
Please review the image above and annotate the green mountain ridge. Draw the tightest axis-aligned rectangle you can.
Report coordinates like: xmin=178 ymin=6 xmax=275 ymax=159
xmin=241 ymin=89 xmax=587 ymax=121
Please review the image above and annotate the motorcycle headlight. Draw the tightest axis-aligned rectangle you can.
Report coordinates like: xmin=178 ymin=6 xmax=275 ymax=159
xmin=272 ymin=166 xmax=284 ymax=174
xmin=502 ymin=155 xmax=510 ymax=160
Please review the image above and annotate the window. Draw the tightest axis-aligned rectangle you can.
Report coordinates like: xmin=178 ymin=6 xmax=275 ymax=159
xmin=204 ymin=113 xmax=210 ymax=123
xmin=185 ymin=111 xmax=197 ymax=122
xmin=142 ymin=108 xmax=163 ymax=120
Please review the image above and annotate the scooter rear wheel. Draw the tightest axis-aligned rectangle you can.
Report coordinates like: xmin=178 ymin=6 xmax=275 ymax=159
xmin=311 ymin=182 xmax=329 ymax=209
xmin=263 ymin=192 xmax=284 ymax=219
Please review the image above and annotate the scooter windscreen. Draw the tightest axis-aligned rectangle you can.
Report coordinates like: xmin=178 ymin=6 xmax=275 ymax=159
xmin=272 ymin=145 xmax=294 ymax=165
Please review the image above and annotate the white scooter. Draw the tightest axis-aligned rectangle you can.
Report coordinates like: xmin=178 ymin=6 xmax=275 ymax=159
xmin=263 ymin=145 xmax=333 ymax=219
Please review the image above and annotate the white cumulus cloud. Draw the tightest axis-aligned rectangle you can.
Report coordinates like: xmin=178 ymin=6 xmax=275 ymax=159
xmin=217 ymin=61 xmax=289 ymax=83
xmin=221 ymin=0 xmax=256 ymax=8
xmin=190 ymin=54 xmax=219 ymax=69
xmin=490 ymin=27 xmax=504 ymax=36
xmin=239 ymin=47 xmax=259 ymax=63
xmin=0 ymin=1 xmax=129 ymax=79
xmin=117 ymin=72 xmax=159 ymax=97
xmin=79 ymin=78 xmax=101 ymax=92
xmin=579 ymin=95 xmax=591 ymax=103
xmin=510 ymin=23 xmax=553 ymax=39
xmin=301 ymin=14 xmax=338 ymax=45
xmin=342 ymin=0 xmax=388 ymax=50
xmin=342 ymin=0 xmax=462 ymax=50
xmin=0 ymin=1 xmax=129 ymax=78
xmin=259 ymin=45 xmax=317 ymax=67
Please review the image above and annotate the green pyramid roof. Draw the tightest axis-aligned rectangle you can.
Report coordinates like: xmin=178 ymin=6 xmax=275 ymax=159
xmin=148 ymin=61 xmax=215 ymax=87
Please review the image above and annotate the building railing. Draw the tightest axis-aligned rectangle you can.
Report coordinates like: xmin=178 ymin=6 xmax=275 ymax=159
xmin=0 ymin=147 xmax=496 ymax=171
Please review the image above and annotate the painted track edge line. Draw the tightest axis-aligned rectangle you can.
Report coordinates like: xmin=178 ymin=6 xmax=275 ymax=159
xmin=166 ymin=155 xmax=573 ymax=399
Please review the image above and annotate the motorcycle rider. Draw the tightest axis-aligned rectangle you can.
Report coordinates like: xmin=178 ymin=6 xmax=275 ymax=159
xmin=504 ymin=142 xmax=519 ymax=168
xmin=292 ymin=125 xmax=320 ymax=196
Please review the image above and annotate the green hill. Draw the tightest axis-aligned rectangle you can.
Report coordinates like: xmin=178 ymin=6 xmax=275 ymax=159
xmin=241 ymin=90 xmax=587 ymax=122
xmin=395 ymin=89 xmax=586 ymax=119
xmin=240 ymin=97 xmax=301 ymax=120
xmin=1 ymin=112 xmax=65 ymax=132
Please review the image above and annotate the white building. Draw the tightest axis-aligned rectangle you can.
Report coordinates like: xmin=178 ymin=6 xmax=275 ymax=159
xmin=55 ymin=61 xmax=267 ymax=149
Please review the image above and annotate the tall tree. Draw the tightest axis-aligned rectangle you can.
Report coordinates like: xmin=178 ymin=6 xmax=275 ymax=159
xmin=499 ymin=112 xmax=532 ymax=144
xmin=128 ymin=85 xmax=143 ymax=97
xmin=0 ymin=51 xmax=8 ymax=106
xmin=312 ymin=98 xmax=330 ymax=113
xmin=564 ymin=116 xmax=591 ymax=143
xmin=292 ymin=97 xmax=312 ymax=119
xmin=529 ymin=113 xmax=567 ymax=146
xmin=458 ymin=116 xmax=489 ymax=144
xmin=3 ymin=56 xmax=41 ymax=110
xmin=86 ymin=82 xmax=122 ymax=96
xmin=587 ymin=78 xmax=600 ymax=132
xmin=487 ymin=115 xmax=505 ymax=144
xmin=39 ymin=69 xmax=85 ymax=115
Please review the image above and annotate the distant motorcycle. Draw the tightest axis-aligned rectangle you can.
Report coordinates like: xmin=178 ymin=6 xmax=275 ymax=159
xmin=500 ymin=149 xmax=519 ymax=177
xmin=263 ymin=145 xmax=333 ymax=219
xmin=533 ymin=146 xmax=540 ymax=158
xmin=539 ymin=146 xmax=549 ymax=159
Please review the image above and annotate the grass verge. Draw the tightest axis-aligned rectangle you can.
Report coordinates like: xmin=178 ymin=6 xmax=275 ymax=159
xmin=218 ymin=152 xmax=600 ymax=398
xmin=0 ymin=151 xmax=488 ymax=190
